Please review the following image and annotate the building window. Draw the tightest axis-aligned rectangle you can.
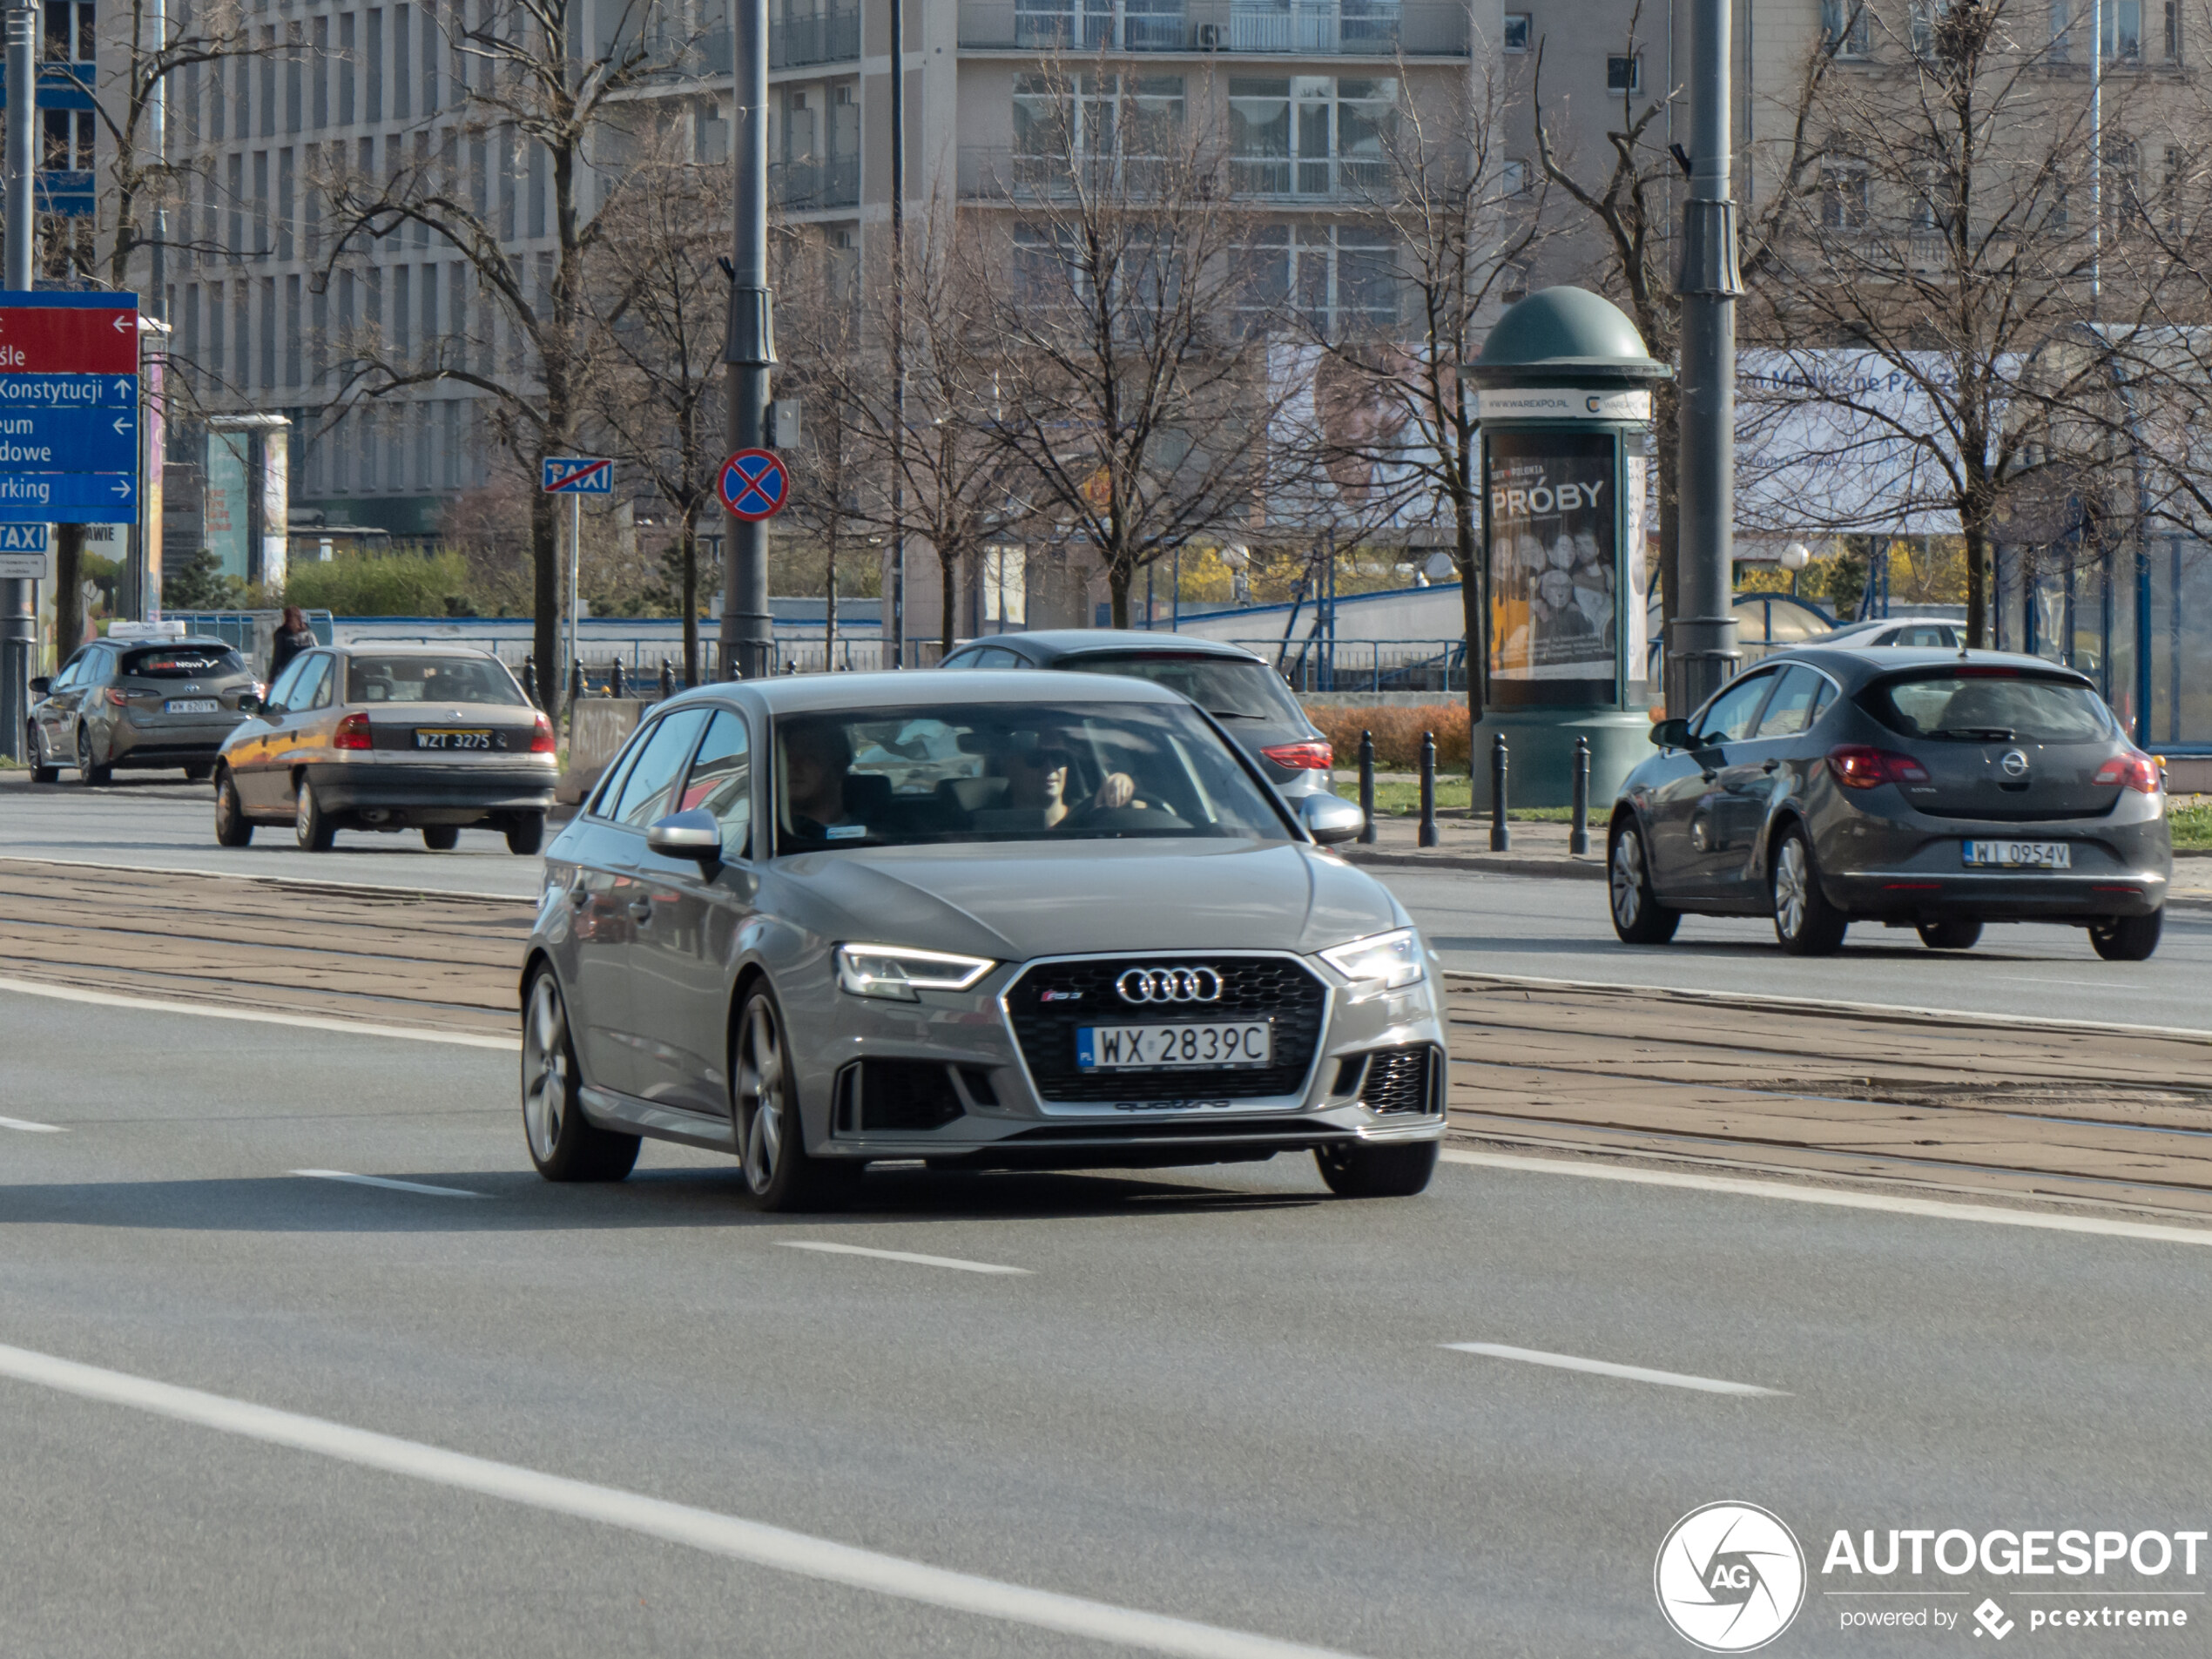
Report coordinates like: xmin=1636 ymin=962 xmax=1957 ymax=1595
xmin=1235 ymin=223 xmax=1395 ymax=337
xmin=1228 ymin=76 xmax=1395 ymax=197
xmin=2050 ymin=0 xmax=2073 ymax=61
xmin=1607 ymin=53 xmax=1641 ymax=92
xmin=1820 ymin=161 xmax=1870 ymax=231
xmin=1502 ymin=11 xmax=1530 ymax=52
xmin=2104 ymin=0 xmax=2141 ymax=57
xmin=1015 ymin=71 xmax=1184 ymax=164
xmin=1821 ymin=0 xmax=1871 ymax=57
xmin=43 ymin=1 xmax=93 ymax=63
xmin=1015 ymin=0 xmax=1185 ymax=53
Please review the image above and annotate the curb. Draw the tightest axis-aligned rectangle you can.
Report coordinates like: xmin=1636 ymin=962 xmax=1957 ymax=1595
xmin=1343 ymin=849 xmax=1607 ymax=881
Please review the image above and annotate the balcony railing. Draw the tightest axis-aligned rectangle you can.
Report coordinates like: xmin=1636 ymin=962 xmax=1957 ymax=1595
xmin=771 ymin=154 xmax=861 ymax=210
xmin=772 ymin=8 xmax=862 ymax=68
xmin=958 ymin=0 xmax=1467 ymax=57
xmin=959 ymin=145 xmax=1389 ymax=201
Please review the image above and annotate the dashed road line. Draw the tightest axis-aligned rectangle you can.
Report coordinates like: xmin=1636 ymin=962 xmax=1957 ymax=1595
xmin=293 ymin=1170 xmax=486 ymax=1198
xmin=0 ymin=1114 xmax=63 ymax=1132
xmin=776 ymin=1240 xmax=1030 ymax=1276
xmin=1440 ymin=1342 xmax=1785 ymax=1397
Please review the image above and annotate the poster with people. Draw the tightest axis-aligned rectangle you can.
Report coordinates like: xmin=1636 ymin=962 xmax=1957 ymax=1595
xmin=1487 ymin=430 xmax=1620 ymax=685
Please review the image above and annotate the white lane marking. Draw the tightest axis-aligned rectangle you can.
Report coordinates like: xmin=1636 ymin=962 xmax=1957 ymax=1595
xmin=0 ymin=1339 xmax=1358 ymax=1659
xmin=1440 ymin=1149 xmax=2212 ymax=1249
xmin=1440 ymin=968 xmax=2212 ymax=1042
xmin=0 ymin=1115 xmax=63 ymax=1133
xmin=293 ymin=1170 xmax=485 ymax=1198
xmin=1440 ymin=1342 xmax=1785 ymax=1397
xmin=777 ymin=1240 xmax=1030 ymax=1276
xmin=0 ymin=977 xmax=518 ymax=1052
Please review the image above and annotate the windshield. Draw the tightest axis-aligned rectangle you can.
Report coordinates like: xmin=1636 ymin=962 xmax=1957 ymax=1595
xmin=773 ymin=701 xmax=1291 ymax=853
xmin=1868 ymin=672 xmax=2114 ymax=743
xmin=1055 ymin=652 xmax=1301 ymax=721
xmin=119 ymin=644 xmax=246 ymax=679
xmin=345 ymin=654 xmax=527 ymax=706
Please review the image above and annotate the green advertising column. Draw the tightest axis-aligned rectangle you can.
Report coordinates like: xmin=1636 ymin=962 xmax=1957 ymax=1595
xmin=1470 ymin=288 xmax=1670 ymax=810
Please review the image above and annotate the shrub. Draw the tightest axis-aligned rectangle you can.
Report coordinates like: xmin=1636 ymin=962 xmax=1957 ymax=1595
xmin=286 ymin=550 xmax=475 ymax=617
xmin=1304 ymin=703 xmax=1470 ymax=772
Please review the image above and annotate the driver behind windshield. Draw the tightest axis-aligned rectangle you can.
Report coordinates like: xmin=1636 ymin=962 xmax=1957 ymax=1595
xmin=998 ymin=741 xmax=1136 ymax=826
xmin=781 ymin=719 xmax=867 ymax=842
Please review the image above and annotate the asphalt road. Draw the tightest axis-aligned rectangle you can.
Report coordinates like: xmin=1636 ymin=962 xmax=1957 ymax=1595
xmin=10 ymin=778 xmax=2210 ymax=1033
xmin=5 ymin=987 xmax=2212 ymax=1656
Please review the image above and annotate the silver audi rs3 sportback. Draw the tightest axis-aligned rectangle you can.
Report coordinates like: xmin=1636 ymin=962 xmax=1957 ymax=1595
xmin=520 ymin=670 xmax=1446 ymax=1209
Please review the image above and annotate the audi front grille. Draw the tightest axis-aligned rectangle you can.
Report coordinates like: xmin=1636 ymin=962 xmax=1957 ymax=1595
xmin=1002 ymin=954 xmax=1328 ymax=1103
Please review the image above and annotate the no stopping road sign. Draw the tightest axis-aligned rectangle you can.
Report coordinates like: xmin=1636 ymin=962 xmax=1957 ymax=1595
xmin=719 ymin=448 xmax=790 ymax=521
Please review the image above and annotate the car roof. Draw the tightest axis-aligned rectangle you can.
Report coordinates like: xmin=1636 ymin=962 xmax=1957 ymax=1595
xmin=113 ymin=636 xmax=233 ymax=654
xmin=331 ymin=640 xmax=502 ymax=658
xmin=659 ymin=667 xmax=1191 ymax=717
xmin=1753 ymin=644 xmax=2095 ymax=687
xmin=986 ymin=630 xmax=1268 ymax=664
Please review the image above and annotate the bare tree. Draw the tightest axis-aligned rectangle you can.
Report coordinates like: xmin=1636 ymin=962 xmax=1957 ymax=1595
xmin=1298 ymin=50 xmax=1542 ymax=729
xmin=1743 ymin=0 xmax=2162 ymax=646
xmin=979 ymin=61 xmax=1287 ymax=627
xmin=773 ymin=229 xmax=869 ymax=664
xmin=839 ymin=196 xmax=1030 ymax=656
xmin=315 ymin=0 xmax=674 ymax=712
xmin=589 ymin=121 xmax=725 ymax=685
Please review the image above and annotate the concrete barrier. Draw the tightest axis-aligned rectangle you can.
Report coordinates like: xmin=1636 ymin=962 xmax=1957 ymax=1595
xmin=557 ymin=698 xmax=646 ymax=805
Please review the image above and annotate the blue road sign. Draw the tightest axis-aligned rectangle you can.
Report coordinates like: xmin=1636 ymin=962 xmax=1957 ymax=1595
xmin=0 ymin=523 xmax=48 ymax=551
xmin=718 ymin=448 xmax=790 ymax=521
xmin=0 ymin=406 xmax=137 ymax=472
xmin=0 ymin=374 xmax=141 ymax=523
xmin=542 ymin=455 xmax=613 ymax=494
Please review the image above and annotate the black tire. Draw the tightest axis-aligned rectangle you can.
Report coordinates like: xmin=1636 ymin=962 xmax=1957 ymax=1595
xmin=421 ymin=825 xmax=461 ymax=851
xmin=521 ymin=968 xmax=640 ymax=1181
xmin=213 ymin=772 xmax=254 ymax=846
xmin=1918 ymin=920 xmax=1982 ymax=950
xmin=732 ymin=984 xmax=860 ymax=1212
xmin=184 ymin=761 xmax=213 ymax=783
xmin=27 ymin=723 xmax=57 ymax=783
xmin=293 ymin=778 xmax=335 ymax=851
xmin=2089 ymin=909 xmax=2162 ymax=961
xmin=1314 ymin=1139 xmax=1439 ymax=1198
xmin=74 ymin=725 xmax=110 ymax=786
xmin=1770 ymin=825 xmax=1848 ymax=955
xmin=505 ymin=813 xmax=545 ymax=856
xmin=1608 ymin=819 xmax=1680 ymax=944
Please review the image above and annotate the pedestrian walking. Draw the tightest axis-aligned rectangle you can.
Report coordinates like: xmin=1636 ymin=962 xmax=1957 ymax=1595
xmin=268 ymin=605 xmax=314 ymax=682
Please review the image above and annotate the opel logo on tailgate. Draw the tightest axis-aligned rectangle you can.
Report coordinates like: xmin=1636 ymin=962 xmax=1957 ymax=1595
xmin=2001 ymin=749 xmax=2031 ymax=778
xmin=1116 ymin=967 xmax=1224 ymax=1004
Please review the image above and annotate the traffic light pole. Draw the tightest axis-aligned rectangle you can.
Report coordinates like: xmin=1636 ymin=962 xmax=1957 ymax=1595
xmin=720 ymin=0 xmax=773 ymax=681
xmin=1 ymin=0 xmax=37 ymax=757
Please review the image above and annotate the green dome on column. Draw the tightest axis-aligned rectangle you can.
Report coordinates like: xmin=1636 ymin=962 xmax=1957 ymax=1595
xmin=1474 ymin=287 xmax=1671 ymax=388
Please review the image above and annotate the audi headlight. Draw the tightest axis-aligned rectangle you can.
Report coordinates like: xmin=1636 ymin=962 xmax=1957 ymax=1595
xmin=1318 ymin=927 xmax=1425 ymax=992
xmin=834 ymin=943 xmax=995 ymax=1001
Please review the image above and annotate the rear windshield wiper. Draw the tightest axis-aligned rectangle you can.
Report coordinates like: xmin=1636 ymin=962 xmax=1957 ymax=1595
xmin=1929 ymin=726 xmax=2016 ymax=741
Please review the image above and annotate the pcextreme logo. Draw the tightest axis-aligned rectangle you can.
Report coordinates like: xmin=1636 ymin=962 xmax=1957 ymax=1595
xmin=1656 ymin=1502 xmax=1810 ymax=1652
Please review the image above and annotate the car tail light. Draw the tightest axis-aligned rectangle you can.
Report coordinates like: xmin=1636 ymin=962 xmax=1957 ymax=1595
xmin=529 ymin=713 xmax=556 ymax=754
xmin=105 ymin=687 xmax=128 ymax=705
xmin=2092 ymin=752 xmax=2161 ymax=793
xmin=1827 ymin=745 xmax=1930 ymax=789
xmin=1261 ymin=740 xmax=1332 ymax=772
xmin=334 ymin=712 xmax=373 ymax=751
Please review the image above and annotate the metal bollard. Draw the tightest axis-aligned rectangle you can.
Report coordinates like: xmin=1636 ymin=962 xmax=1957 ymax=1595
xmin=609 ymin=658 xmax=626 ymax=698
xmin=520 ymin=654 xmax=538 ymax=708
xmin=1569 ymin=736 xmax=1591 ymax=856
xmin=659 ymin=658 xmax=676 ymax=699
xmin=1489 ymin=732 xmax=1511 ymax=851
xmin=1357 ymin=729 xmax=1377 ymax=845
xmin=1418 ymin=731 xmax=1440 ymax=848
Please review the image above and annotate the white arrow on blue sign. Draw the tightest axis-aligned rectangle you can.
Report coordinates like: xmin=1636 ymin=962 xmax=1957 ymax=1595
xmin=542 ymin=455 xmax=614 ymax=495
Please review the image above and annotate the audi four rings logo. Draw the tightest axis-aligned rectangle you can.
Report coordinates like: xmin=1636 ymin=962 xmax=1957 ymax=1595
xmin=1116 ymin=967 xmax=1224 ymax=1004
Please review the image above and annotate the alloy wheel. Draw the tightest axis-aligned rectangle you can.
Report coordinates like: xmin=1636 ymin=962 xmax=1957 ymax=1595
xmin=736 ymin=999 xmax=786 ymax=1195
xmin=1774 ymin=837 xmax=1811 ymax=941
xmin=1610 ymin=831 xmax=1646 ymax=928
xmin=522 ymin=974 xmax=570 ymax=1163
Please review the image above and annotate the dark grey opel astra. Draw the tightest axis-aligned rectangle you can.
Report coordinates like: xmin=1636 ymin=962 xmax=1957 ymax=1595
xmin=1607 ymin=647 xmax=2172 ymax=960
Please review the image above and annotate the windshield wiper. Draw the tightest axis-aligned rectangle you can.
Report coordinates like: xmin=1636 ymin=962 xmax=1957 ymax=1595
xmin=1930 ymin=726 xmax=2015 ymax=741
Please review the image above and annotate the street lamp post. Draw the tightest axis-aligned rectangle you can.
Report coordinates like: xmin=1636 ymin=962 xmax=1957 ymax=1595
xmin=0 ymin=0 xmax=37 ymax=757
xmin=721 ymin=0 xmax=774 ymax=681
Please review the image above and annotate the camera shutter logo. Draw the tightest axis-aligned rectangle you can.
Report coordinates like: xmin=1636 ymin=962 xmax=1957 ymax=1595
xmin=1654 ymin=1502 xmax=1806 ymax=1652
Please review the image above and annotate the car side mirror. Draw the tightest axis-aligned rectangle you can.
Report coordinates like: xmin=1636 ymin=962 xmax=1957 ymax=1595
xmin=646 ymin=808 xmax=723 ymax=866
xmin=27 ymin=676 xmax=48 ymax=695
xmin=1649 ymin=717 xmax=1693 ymax=751
xmin=1298 ymin=793 xmax=1366 ymax=846
xmin=237 ymin=692 xmax=262 ymax=713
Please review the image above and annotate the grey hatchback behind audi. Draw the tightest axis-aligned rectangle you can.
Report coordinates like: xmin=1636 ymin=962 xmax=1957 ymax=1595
xmin=1607 ymin=647 xmax=2171 ymax=959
